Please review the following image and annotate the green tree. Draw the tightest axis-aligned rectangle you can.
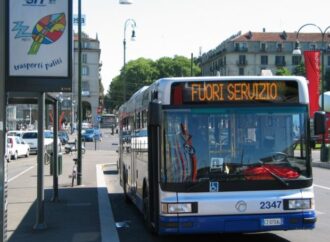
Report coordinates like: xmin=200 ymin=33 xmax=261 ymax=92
xmin=293 ymin=62 xmax=306 ymax=76
xmin=155 ymin=57 xmax=174 ymax=77
xmin=104 ymin=55 xmax=201 ymax=110
xmin=106 ymin=75 xmax=124 ymax=110
xmin=123 ymin=57 xmax=158 ymax=99
xmin=155 ymin=55 xmax=201 ymax=77
xmin=276 ymin=67 xmax=292 ymax=76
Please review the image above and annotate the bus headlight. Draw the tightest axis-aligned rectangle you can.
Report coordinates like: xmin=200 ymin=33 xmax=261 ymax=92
xmin=284 ymin=199 xmax=312 ymax=210
xmin=161 ymin=202 xmax=197 ymax=214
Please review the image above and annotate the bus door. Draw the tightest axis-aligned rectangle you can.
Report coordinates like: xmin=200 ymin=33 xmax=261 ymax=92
xmin=147 ymin=102 xmax=162 ymax=232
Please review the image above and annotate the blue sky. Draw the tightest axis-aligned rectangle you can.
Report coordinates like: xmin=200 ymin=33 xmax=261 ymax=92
xmin=74 ymin=0 xmax=330 ymax=92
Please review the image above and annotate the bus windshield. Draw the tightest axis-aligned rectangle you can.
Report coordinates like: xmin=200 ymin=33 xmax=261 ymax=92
xmin=162 ymin=105 xmax=310 ymax=189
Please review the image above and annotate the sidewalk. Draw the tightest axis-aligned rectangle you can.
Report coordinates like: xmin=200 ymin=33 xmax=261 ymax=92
xmin=7 ymin=149 xmax=120 ymax=242
xmin=311 ymin=149 xmax=330 ymax=169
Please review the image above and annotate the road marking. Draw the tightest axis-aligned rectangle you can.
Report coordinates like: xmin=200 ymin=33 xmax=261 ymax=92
xmin=8 ymin=165 xmax=35 ymax=183
xmin=314 ymin=184 xmax=330 ymax=190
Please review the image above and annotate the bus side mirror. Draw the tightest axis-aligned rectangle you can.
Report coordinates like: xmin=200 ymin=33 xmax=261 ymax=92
xmin=314 ymin=111 xmax=326 ymax=135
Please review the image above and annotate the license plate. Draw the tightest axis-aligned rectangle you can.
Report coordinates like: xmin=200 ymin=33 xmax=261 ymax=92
xmin=262 ymin=218 xmax=283 ymax=226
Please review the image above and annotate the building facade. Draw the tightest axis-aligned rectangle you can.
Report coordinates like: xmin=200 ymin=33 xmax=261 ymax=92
xmin=71 ymin=32 xmax=102 ymax=126
xmin=200 ymin=30 xmax=330 ymax=76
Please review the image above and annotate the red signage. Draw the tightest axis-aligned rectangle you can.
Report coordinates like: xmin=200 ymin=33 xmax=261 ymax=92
xmin=304 ymin=50 xmax=321 ymax=117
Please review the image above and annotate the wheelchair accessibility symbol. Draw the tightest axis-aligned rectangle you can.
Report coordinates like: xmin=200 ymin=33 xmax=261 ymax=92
xmin=209 ymin=182 xmax=219 ymax=192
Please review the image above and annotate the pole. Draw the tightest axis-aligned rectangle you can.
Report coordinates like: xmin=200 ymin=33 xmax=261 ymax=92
xmin=34 ymin=92 xmax=46 ymax=230
xmin=0 ymin=0 xmax=7 ymax=239
xmin=77 ymin=0 xmax=83 ymax=185
xmin=123 ymin=19 xmax=136 ymax=102
xmin=29 ymin=105 xmax=32 ymax=126
xmin=123 ymin=38 xmax=126 ymax=101
xmin=51 ymin=100 xmax=59 ymax=201
xmin=71 ymin=98 xmax=75 ymax=134
xmin=321 ymin=33 xmax=328 ymax=161
xmin=191 ymin=53 xmax=193 ymax=76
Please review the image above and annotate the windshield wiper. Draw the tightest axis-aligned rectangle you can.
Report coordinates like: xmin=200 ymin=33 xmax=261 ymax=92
xmin=258 ymin=161 xmax=289 ymax=187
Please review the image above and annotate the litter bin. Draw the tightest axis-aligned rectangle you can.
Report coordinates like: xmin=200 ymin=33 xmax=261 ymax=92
xmin=50 ymin=152 xmax=63 ymax=175
xmin=320 ymin=144 xmax=330 ymax=162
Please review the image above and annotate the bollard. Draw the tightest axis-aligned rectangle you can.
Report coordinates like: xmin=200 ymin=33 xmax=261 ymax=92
xmin=50 ymin=152 xmax=62 ymax=175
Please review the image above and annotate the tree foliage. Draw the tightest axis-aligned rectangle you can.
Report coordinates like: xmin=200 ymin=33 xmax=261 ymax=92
xmin=105 ymin=55 xmax=201 ymax=110
xmin=275 ymin=67 xmax=292 ymax=76
xmin=293 ymin=62 xmax=306 ymax=76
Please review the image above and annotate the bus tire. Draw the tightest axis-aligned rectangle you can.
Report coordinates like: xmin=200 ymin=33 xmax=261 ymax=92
xmin=143 ymin=185 xmax=154 ymax=233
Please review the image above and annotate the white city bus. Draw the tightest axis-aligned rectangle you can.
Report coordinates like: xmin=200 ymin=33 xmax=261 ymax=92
xmin=118 ymin=76 xmax=319 ymax=235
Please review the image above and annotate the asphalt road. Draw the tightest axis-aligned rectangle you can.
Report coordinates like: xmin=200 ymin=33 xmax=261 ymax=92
xmin=104 ymin=151 xmax=330 ymax=242
xmin=7 ymin=128 xmax=118 ymax=182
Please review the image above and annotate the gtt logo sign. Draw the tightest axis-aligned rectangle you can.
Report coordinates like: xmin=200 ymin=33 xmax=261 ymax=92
xmin=25 ymin=0 xmax=56 ymax=5
xmin=26 ymin=0 xmax=44 ymax=4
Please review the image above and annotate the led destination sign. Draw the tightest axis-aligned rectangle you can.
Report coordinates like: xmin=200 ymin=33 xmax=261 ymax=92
xmin=171 ymin=81 xmax=299 ymax=104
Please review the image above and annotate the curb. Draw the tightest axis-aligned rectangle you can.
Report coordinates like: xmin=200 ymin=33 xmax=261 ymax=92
xmin=96 ymin=164 xmax=120 ymax=242
xmin=312 ymin=161 xmax=330 ymax=169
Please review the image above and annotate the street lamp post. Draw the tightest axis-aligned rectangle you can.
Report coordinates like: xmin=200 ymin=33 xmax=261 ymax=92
xmin=77 ymin=0 xmax=83 ymax=185
xmin=123 ymin=18 xmax=136 ymax=101
xmin=293 ymin=23 xmax=330 ymax=162
xmin=76 ymin=0 xmax=134 ymax=185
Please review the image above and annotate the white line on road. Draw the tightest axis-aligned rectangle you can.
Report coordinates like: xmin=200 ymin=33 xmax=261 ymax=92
xmin=8 ymin=165 xmax=35 ymax=183
xmin=314 ymin=184 xmax=330 ymax=191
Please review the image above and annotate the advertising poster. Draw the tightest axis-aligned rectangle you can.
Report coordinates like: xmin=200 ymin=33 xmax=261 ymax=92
xmin=6 ymin=0 xmax=72 ymax=92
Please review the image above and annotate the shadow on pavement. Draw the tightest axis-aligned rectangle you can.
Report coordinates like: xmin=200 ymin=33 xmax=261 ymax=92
xmin=109 ymin=193 xmax=291 ymax=242
xmin=9 ymin=188 xmax=101 ymax=242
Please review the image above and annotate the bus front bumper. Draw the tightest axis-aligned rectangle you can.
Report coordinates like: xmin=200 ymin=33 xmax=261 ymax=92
xmin=158 ymin=211 xmax=316 ymax=234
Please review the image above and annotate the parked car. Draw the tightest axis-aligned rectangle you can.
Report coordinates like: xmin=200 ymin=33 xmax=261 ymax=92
xmin=82 ymin=122 xmax=91 ymax=129
xmin=82 ymin=128 xmax=102 ymax=142
xmin=7 ymin=130 xmax=25 ymax=138
xmin=7 ymin=135 xmax=30 ymax=160
xmin=21 ymin=130 xmax=59 ymax=154
xmin=58 ymin=130 xmax=69 ymax=145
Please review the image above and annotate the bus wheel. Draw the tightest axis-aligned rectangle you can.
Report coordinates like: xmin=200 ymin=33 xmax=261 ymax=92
xmin=143 ymin=186 xmax=155 ymax=233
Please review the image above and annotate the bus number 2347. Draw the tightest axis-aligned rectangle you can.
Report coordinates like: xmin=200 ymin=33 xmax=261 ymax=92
xmin=260 ymin=201 xmax=282 ymax=209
